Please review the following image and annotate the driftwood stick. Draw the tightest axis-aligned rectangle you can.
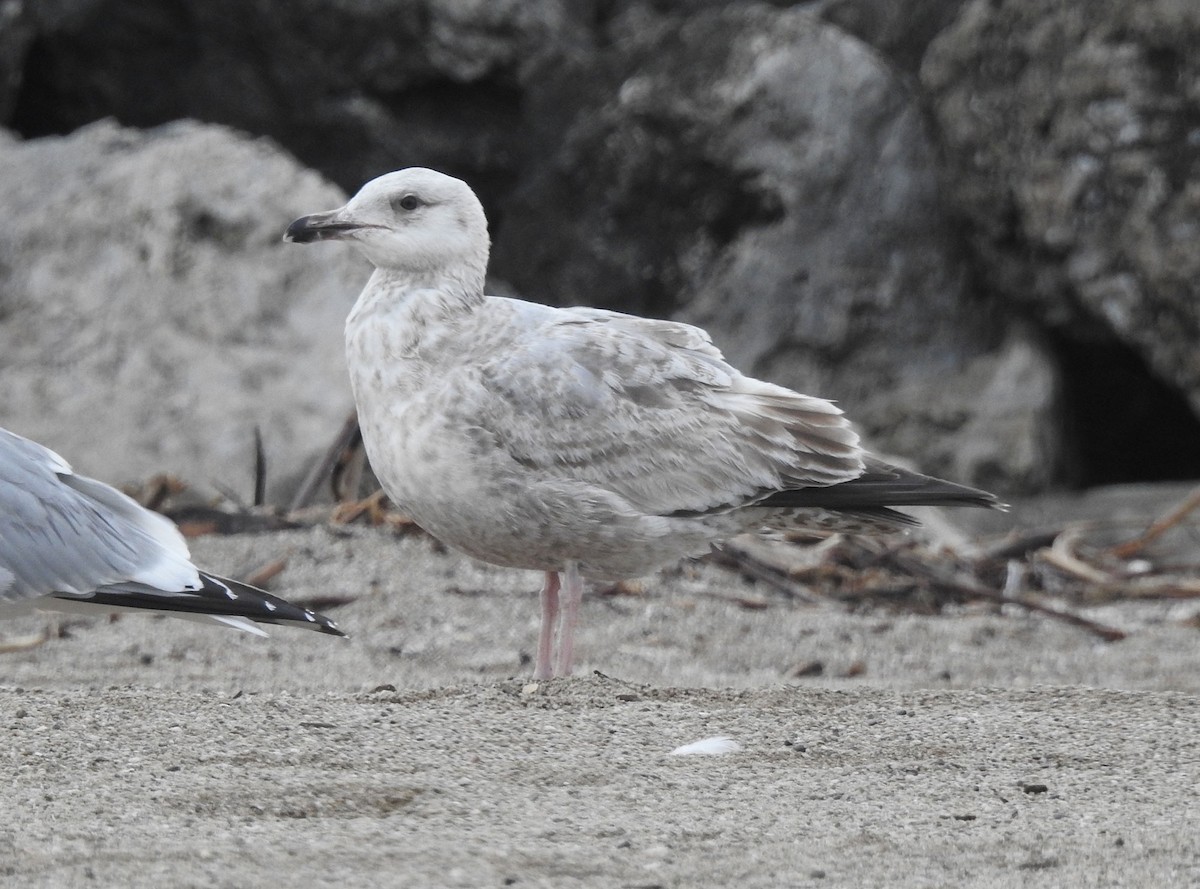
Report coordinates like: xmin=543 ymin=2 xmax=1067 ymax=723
xmin=332 ymin=431 xmax=367 ymax=502
xmin=239 ymin=558 xmax=288 ymax=589
xmin=706 ymin=543 xmax=822 ymax=604
xmin=289 ymin=411 xmax=361 ymax=512
xmin=1041 ymin=527 xmax=1113 ymax=584
xmin=253 ymin=426 xmax=267 ymax=507
xmin=0 ymin=628 xmax=52 ymax=653
xmin=887 ymin=550 xmax=1127 ymax=642
xmin=1108 ymin=485 xmax=1200 ymax=559
xmin=331 ymin=489 xmax=390 ymax=525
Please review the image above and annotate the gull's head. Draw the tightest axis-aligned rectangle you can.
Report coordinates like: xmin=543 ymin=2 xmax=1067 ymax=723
xmin=284 ymin=168 xmax=490 ymax=279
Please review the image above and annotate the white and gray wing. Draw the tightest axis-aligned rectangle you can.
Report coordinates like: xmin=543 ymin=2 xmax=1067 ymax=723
xmin=0 ymin=427 xmax=195 ymax=603
xmin=0 ymin=428 xmax=343 ymax=635
xmin=468 ymin=307 xmax=865 ymax=519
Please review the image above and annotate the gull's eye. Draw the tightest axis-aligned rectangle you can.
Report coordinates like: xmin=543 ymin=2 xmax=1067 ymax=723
xmin=393 ymin=194 xmax=423 ymax=213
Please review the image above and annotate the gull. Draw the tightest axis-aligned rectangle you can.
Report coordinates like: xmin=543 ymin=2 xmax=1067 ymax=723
xmin=0 ymin=427 xmax=344 ymax=638
xmin=285 ymin=167 xmax=999 ymax=678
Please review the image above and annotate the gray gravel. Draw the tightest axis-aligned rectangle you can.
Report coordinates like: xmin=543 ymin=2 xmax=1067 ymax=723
xmin=3 ymin=524 xmax=1199 ymax=887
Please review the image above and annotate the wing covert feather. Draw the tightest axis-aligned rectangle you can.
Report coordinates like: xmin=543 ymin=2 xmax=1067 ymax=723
xmin=469 ymin=309 xmax=865 ymax=517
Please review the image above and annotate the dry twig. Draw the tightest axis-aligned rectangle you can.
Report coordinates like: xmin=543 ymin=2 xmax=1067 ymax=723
xmin=885 ymin=549 xmax=1126 ymax=642
xmin=1108 ymin=485 xmax=1200 ymax=559
xmin=290 ymin=412 xmax=362 ymax=511
xmin=253 ymin=426 xmax=267 ymax=507
xmin=239 ymin=558 xmax=288 ymax=589
xmin=1040 ymin=527 xmax=1114 ymax=584
xmin=706 ymin=543 xmax=823 ymax=604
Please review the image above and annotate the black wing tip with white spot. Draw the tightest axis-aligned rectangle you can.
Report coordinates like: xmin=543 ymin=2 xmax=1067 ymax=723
xmin=198 ymin=573 xmax=347 ymax=636
xmin=58 ymin=573 xmax=347 ymax=636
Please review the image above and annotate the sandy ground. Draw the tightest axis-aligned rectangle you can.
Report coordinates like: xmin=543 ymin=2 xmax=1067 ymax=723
xmin=4 ymin=518 xmax=1200 ymax=888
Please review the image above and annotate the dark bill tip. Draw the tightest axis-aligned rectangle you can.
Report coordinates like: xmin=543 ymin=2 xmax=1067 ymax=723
xmin=283 ymin=213 xmax=360 ymax=244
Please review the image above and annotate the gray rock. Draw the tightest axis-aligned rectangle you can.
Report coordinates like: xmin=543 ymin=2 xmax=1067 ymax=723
xmin=817 ymin=0 xmax=969 ymax=74
xmin=923 ymin=0 xmax=1200 ymax=415
xmin=11 ymin=0 xmax=590 ymax=191
xmin=0 ymin=119 xmax=366 ymax=500
xmin=858 ymin=331 xmax=1066 ymax=492
xmin=494 ymin=5 xmax=1062 ymax=489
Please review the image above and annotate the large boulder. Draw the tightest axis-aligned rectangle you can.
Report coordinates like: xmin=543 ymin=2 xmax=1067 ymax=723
xmin=0 ymin=119 xmax=366 ymax=500
xmin=923 ymin=0 xmax=1200 ymax=418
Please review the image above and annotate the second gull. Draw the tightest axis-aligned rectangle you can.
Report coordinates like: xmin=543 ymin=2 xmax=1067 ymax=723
xmin=0 ymin=427 xmax=344 ymax=638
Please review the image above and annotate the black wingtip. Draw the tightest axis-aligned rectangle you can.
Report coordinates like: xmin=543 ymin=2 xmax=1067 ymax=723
xmin=759 ymin=462 xmax=1005 ymax=515
xmin=197 ymin=572 xmax=347 ymax=636
xmin=314 ymin=617 xmax=349 ymax=637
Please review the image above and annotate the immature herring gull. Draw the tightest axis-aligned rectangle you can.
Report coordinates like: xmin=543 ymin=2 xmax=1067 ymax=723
xmin=285 ymin=167 xmax=998 ymax=678
xmin=0 ymin=427 xmax=343 ymax=637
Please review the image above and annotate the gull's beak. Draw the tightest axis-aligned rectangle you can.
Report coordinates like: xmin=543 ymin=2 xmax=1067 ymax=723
xmin=283 ymin=210 xmax=362 ymax=244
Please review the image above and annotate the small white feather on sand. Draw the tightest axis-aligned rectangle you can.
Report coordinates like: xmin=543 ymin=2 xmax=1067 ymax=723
xmin=669 ymin=736 xmax=743 ymax=756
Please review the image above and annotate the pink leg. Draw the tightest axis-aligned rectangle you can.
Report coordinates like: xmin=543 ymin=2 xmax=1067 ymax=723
xmin=533 ymin=571 xmax=560 ymax=680
xmin=555 ymin=562 xmax=583 ymax=678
